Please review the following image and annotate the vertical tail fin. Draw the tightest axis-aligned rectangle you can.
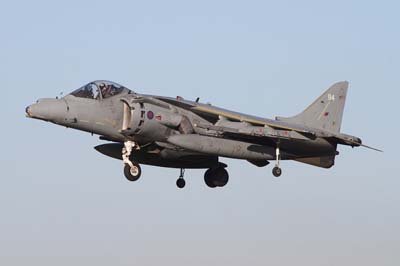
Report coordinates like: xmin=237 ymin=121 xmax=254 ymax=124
xmin=277 ymin=81 xmax=348 ymax=133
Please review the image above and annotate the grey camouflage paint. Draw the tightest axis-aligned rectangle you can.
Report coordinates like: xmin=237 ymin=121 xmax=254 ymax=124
xmin=26 ymin=80 xmax=380 ymax=184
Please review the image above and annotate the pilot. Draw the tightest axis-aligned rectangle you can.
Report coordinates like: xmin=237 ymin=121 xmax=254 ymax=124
xmin=99 ymin=83 xmax=106 ymax=91
xmin=99 ymin=83 xmax=112 ymax=98
xmin=98 ymin=83 xmax=108 ymax=99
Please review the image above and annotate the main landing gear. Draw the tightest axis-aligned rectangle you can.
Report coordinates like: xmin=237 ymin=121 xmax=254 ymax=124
xmin=120 ymin=143 xmax=231 ymax=189
xmin=176 ymin=164 xmax=230 ymax=189
xmin=204 ymin=164 xmax=229 ymax=188
xmin=122 ymin=141 xmax=142 ymax=182
xmin=272 ymin=146 xmax=282 ymax=177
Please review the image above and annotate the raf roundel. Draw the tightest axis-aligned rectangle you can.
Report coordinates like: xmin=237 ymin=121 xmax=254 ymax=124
xmin=147 ymin=110 xmax=154 ymax=120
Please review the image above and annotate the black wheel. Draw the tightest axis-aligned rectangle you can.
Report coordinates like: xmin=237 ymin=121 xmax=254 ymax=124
xmin=272 ymin=166 xmax=282 ymax=177
xmin=204 ymin=167 xmax=229 ymax=188
xmin=213 ymin=167 xmax=229 ymax=187
xmin=176 ymin=178 xmax=186 ymax=189
xmin=124 ymin=163 xmax=141 ymax=181
xmin=204 ymin=169 xmax=216 ymax=188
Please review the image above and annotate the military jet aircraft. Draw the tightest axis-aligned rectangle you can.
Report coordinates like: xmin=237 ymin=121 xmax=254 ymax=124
xmin=26 ymin=80 xmax=381 ymax=188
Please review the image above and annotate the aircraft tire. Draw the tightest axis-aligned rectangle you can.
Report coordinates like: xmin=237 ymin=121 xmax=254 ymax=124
xmin=272 ymin=166 xmax=282 ymax=177
xmin=176 ymin=178 xmax=186 ymax=189
xmin=204 ymin=167 xmax=229 ymax=188
xmin=204 ymin=169 xmax=217 ymax=188
xmin=124 ymin=163 xmax=141 ymax=181
xmin=214 ymin=167 xmax=229 ymax=187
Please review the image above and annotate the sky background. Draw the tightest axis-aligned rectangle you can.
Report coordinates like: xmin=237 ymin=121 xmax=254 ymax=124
xmin=1 ymin=0 xmax=399 ymax=265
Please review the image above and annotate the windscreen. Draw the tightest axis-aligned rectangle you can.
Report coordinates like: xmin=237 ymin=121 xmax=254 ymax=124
xmin=70 ymin=81 xmax=125 ymax=100
xmin=70 ymin=83 xmax=101 ymax=99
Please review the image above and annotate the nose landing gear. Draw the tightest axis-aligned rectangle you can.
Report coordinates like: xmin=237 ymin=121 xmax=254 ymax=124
xmin=124 ymin=162 xmax=141 ymax=181
xmin=122 ymin=141 xmax=142 ymax=182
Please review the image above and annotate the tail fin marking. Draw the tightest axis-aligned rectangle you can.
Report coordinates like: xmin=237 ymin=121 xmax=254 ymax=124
xmin=276 ymin=81 xmax=348 ymax=133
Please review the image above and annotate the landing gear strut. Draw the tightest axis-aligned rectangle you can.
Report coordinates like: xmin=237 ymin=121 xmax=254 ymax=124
xmin=272 ymin=146 xmax=282 ymax=177
xmin=122 ymin=141 xmax=141 ymax=181
xmin=176 ymin=168 xmax=186 ymax=189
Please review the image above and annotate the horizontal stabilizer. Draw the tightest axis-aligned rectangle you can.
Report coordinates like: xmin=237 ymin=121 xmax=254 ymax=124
xmin=295 ymin=156 xmax=335 ymax=168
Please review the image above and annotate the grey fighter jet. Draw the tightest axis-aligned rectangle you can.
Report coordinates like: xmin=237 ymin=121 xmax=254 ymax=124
xmin=26 ymin=80 xmax=381 ymax=188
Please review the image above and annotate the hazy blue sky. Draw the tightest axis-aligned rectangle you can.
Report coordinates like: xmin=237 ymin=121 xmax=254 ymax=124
xmin=1 ymin=0 xmax=399 ymax=265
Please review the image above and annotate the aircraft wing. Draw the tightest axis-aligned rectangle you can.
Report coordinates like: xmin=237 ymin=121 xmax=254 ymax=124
xmin=150 ymin=96 xmax=317 ymax=136
xmin=192 ymin=121 xmax=310 ymax=145
xmin=126 ymin=94 xmax=382 ymax=151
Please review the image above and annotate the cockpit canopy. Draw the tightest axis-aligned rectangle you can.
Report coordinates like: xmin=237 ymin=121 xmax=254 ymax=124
xmin=70 ymin=80 xmax=126 ymax=100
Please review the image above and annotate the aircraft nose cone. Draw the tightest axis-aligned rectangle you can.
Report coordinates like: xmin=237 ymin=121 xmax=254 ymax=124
xmin=25 ymin=105 xmax=32 ymax=116
xmin=25 ymin=98 xmax=68 ymax=123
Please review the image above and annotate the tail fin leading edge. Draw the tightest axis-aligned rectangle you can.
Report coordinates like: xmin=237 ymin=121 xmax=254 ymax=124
xmin=277 ymin=81 xmax=348 ymax=133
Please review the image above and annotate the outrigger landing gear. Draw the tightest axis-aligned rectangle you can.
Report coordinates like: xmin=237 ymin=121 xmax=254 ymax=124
xmin=272 ymin=146 xmax=282 ymax=177
xmin=176 ymin=168 xmax=186 ymax=189
xmin=122 ymin=141 xmax=141 ymax=181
